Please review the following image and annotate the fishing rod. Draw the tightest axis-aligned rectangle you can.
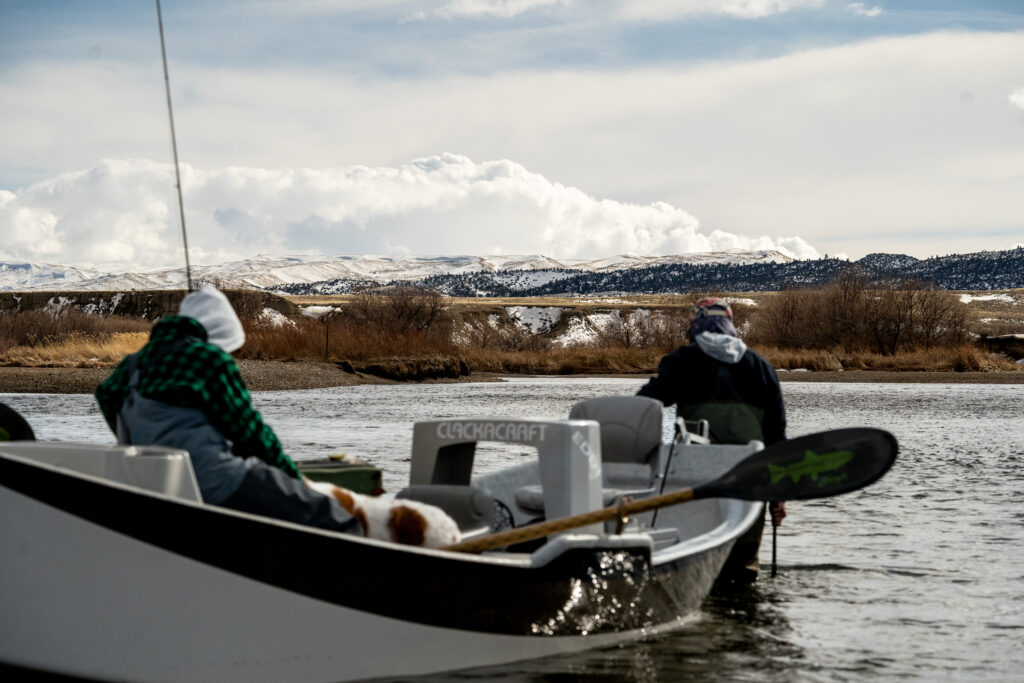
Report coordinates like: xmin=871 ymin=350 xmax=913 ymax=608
xmin=155 ymin=0 xmax=194 ymax=292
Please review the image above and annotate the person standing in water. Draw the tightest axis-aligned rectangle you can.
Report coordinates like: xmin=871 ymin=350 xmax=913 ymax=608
xmin=637 ymin=296 xmax=786 ymax=581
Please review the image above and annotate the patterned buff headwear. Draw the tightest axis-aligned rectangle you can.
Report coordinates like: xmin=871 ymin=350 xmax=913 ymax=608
xmin=689 ymin=297 xmax=738 ymax=338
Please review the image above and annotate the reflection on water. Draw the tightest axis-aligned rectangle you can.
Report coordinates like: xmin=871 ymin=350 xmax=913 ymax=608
xmin=4 ymin=378 xmax=1024 ymax=681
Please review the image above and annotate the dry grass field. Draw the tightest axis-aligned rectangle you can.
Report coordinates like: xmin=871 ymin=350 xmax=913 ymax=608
xmin=2 ymin=289 xmax=1022 ymax=377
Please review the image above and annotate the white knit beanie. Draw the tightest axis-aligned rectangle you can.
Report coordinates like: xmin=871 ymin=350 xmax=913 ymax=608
xmin=178 ymin=284 xmax=246 ymax=353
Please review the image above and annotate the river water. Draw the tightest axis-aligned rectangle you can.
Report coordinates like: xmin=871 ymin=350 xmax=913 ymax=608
xmin=3 ymin=378 xmax=1023 ymax=681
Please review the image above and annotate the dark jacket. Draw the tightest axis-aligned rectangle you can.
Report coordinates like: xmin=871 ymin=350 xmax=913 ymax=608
xmin=637 ymin=334 xmax=786 ymax=445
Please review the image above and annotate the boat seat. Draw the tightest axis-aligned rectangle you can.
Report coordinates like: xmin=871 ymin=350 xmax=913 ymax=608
xmin=514 ymin=395 xmax=665 ymax=515
xmin=513 ymin=482 xmax=657 ymax=511
xmin=396 ymin=484 xmax=512 ymax=539
xmin=0 ymin=441 xmax=203 ymax=502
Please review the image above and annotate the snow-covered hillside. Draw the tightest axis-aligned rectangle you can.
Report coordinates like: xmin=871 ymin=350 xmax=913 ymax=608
xmin=0 ymin=251 xmax=794 ymax=292
xmin=0 ymin=262 xmax=107 ymax=290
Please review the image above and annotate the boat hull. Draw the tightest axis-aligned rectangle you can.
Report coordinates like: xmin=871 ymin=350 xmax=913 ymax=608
xmin=0 ymin=449 xmax=749 ymax=681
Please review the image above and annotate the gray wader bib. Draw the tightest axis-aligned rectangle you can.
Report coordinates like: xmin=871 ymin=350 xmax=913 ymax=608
xmin=117 ymin=344 xmax=359 ymax=533
xmin=683 ymin=369 xmax=769 ymax=584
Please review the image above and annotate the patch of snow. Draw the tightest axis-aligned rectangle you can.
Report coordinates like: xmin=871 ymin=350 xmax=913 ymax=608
xmin=506 ymin=306 xmax=564 ymax=334
xmin=629 ymin=309 xmax=652 ymax=323
xmin=960 ymin=293 xmax=1014 ymax=304
xmin=585 ymin=312 xmax=618 ymax=333
xmin=300 ymin=305 xmax=337 ymax=319
xmin=260 ymin=308 xmax=294 ymax=327
xmin=488 ymin=271 xmax=578 ymax=290
xmin=43 ymin=296 xmax=74 ymax=315
xmin=551 ymin=316 xmax=601 ymax=347
xmin=451 ymin=322 xmax=477 ymax=345
xmin=726 ymin=297 xmax=759 ymax=307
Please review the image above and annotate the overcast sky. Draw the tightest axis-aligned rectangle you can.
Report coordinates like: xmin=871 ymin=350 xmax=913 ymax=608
xmin=1 ymin=0 xmax=1022 ymax=269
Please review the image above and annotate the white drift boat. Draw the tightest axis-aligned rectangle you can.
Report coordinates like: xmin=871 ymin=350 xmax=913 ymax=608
xmin=0 ymin=396 xmax=767 ymax=681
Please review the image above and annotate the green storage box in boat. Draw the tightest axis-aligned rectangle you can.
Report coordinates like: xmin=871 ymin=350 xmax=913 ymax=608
xmin=298 ymin=456 xmax=384 ymax=495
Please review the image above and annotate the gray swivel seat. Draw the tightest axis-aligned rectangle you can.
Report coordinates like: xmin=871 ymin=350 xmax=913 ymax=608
xmin=514 ymin=395 xmax=666 ymax=515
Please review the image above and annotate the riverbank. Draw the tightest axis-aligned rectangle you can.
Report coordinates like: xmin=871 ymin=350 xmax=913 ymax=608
xmin=2 ymin=361 xmax=1024 ymax=394
xmin=0 ymin=361 xmax=387 ymax=395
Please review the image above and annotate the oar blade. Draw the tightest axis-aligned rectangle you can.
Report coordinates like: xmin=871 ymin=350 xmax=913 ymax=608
xmin=696 ymin=428 xmax=897 ymax=501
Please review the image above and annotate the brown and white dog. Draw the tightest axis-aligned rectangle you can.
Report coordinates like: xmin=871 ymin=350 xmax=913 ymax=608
xmin=307 ymin=481 xmax=461 ymax=548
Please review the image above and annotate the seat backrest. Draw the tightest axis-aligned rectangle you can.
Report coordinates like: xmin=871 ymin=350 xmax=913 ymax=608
xmin=396 ymin=484 xmax=506 ymax=534
xmin=569 ymin=396 xmax=663 ymax=465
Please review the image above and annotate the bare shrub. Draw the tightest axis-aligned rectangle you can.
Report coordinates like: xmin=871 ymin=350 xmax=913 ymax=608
xmin=238 ymin=311 xmax=457 ymax=362
xmin=748 ymin=290 xmax=807 ymax=348
xmin=643 ymin=309 xmax=690 ymax=350
xmin=499 ymin=328 xmax=552 ymax=352
xmin=224 ymin=289 xmax=278 ymax=320
xmin=342 ymin=286 xmax=452 ymax=337
xmin=907 ymin=286 xmax=969 ymax=346
xmin=239 ymin=315 xmax=325 ymax=360
xmin=748 ymin=269 xmax=971 ymax=355
xmin=593 ymin=308 xmax=689 ymax=351
xmin=237 ymin=286 xmax=459 ymax=362
xmin=452 ymin=314 xmax=508 ymax=350
xmin=594 ymin=309 xmax=643 ymax=348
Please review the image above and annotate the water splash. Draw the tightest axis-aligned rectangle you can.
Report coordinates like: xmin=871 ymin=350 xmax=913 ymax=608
xmin=530 ymin=550 xmax=656 ymax=636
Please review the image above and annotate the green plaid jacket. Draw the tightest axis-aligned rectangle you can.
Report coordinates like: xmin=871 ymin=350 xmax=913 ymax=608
xmin=95 ymin=315 xmax=300 ymax=479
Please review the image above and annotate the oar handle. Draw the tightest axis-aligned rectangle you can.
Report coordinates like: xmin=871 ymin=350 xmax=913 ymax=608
xmin=444 ymin=487 xmax=696 ymax=553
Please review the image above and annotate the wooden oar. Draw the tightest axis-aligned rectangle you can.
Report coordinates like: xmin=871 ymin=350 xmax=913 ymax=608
xmin=445 ymin=427 xmax=897 ymax=554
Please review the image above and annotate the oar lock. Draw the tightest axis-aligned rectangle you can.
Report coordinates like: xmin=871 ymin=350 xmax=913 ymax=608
xmin=613 ymin=495 xmax=634 ymax=535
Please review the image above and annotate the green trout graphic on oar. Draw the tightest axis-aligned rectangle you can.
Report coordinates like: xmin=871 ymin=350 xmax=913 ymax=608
xmin=768 ymin=449 xmax=854 ymax=486
xmin=447 ymin=427 xmax=897 ymax=554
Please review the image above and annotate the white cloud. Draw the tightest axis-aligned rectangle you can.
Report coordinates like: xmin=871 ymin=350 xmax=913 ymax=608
xmin=1010 ymin=87 xmax=1024 ymax=111
xmin=617 ymin=0 xmax=824 ymax=21
xmin=847 ymin=3 xmax=883 ymax=18
xmin=0 ymin=155 xmax=819 ymax=268
xmin=3 ymin=31 xmax=1023 ymax=260
xmin=430 ymin=0 xmax=573 ymax=20
xmin=412 ymin=0 xmax=822 ymax=21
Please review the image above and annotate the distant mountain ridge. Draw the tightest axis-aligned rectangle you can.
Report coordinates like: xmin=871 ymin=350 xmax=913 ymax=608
xmin=0 ymin=250 xmax=793 ymax=292
xmin=278 ymin=247 xmax=1024 ymax=296
xmin=3 ymin=247 xmax=1023 ymax=294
